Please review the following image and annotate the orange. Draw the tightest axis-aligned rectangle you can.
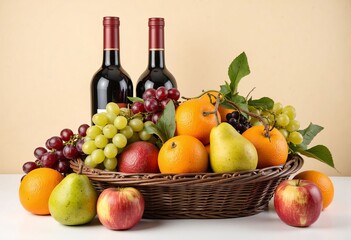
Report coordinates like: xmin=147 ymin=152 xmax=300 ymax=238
xmin=293 ymin=170 xmax=334 ymax=209
xmin=242 ymin=125 xmax=288 ymax=168
xmin=199 ymin=91 xmax=234 ymax=121
xmin=158 ymin=135 xmax=208 ymax=174
xmin=19 ymin=168 xmax=64 ymax=215
xmin=175 ymin=98 xmax=221 ymax=145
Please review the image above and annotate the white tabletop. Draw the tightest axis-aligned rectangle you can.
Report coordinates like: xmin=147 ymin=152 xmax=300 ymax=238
xmin=1 ymin=174 xmax=350 ymax=240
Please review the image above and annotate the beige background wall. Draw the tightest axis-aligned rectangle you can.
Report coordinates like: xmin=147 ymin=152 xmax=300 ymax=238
xmin=1 ymin=0 xmax=350 ymax=175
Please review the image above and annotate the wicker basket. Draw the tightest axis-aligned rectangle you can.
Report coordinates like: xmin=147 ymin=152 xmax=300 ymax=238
xmin=70 ymin=154 xmax=303 ymax=219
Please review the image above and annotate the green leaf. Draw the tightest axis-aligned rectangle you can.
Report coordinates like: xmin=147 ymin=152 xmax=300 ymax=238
xmin=144 ymin=101 xmax=176 ymax=144
xmin=228 ymin=52 xmax=250 ymax=93
xmin=145 ymin=125 xmax=166 ymax=143
xmin=128 ymin=96 xmax=144 ymax=103
xmin=295 ymin=145 xmax=335 ymax=168
xmin=230 ymin=94 xmax=247 ymax=104
xmin=298 ymin=123 xmax=324 ymax=149
xmin=157 ymin=101 xmax=176 ymax=140
xmin=219 ymin=82 xmax=231 ymax=97
xmin=248 ymin=97 xmax=274 ymax=110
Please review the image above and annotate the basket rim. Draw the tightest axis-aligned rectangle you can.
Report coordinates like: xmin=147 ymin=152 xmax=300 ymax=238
xmin=70 ymin=154 xmax=303 ymax=187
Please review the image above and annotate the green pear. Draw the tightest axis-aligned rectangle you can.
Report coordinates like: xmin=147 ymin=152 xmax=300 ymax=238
xmin=48 ymin=173 xmax=98 ymax=225
xmin=210 ymin=122 xmax=258 ymax=173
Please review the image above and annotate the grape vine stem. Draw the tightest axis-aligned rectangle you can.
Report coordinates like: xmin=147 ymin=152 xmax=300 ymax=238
xmin=195 ymin=91 xmax=271 ymax=138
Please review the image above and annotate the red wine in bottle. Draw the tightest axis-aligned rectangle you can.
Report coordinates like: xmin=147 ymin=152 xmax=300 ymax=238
xmin=136 ymin=17 xmax=177 ymax=98
xmin=91 ymin=16 xmax=133 ymax=115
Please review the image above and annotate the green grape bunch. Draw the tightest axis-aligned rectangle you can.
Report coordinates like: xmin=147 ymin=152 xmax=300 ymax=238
xmin=249 ymin=102 xmax=303 ymax=145
xmin=81 ymin=102 xmax=156 ymax=171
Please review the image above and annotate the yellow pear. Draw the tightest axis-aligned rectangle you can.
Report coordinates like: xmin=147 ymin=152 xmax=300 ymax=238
xmin=210 ymin=122 xmax=258 ymax=173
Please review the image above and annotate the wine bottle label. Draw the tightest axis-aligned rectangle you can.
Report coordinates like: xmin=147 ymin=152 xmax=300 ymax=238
xmin=97 ymin=108 xmax=106 ymax=113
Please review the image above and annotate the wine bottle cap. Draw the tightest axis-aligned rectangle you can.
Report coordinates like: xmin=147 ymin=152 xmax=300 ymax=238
xmin=149 ymin=17 xmax=165 ymax=26
xmin=103 ymin=16 xmax=120 ymax=26
xmin=103 ymin=17 xmax=119 ymax=50
xmin=148 ymin=18 xmax=164 ymax=50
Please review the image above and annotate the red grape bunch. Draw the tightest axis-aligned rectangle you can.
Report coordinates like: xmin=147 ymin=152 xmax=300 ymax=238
xmin=22 ymin=124 xmax=90 ymax=175
xmin=131 ymin=87 xmax=180 ymax=123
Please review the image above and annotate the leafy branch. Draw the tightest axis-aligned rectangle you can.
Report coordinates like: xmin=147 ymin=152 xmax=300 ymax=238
xmin=220 ymin=51 xmax=335 ymax=169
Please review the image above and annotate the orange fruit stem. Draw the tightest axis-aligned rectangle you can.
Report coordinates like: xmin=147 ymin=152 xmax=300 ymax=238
xmin=203 ymin=93 xmax=222 ymax=126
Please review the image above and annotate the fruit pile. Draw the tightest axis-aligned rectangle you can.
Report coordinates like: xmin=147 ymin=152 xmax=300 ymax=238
xmin=19 ymin=52 xmax=335 ymax=230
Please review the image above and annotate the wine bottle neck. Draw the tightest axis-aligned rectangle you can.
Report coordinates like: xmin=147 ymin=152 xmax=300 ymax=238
xmin=103 ymin=50 xmax=121 ymax=66
xmin=148 ymin=50 xmax=165 ymax=68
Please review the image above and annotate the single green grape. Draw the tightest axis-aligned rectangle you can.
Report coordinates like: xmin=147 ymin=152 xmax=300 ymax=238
xmin=283 ymin=105 xmax=296 ymax=120
xmin=104 ymin=157 xmax=118 ymax=171
xmin=133 ymin=114 xmax=144 ymax=120
xmin=104 ymin=143 xmax=118 ymax=158
xmin=144 ymin=120 xmax=154 ymax=127
xmin=261 ymin=111 xmax=270 ymax=118
xmin=286 ymin=119 xmax=300 ymax=132
xmin=128 ymin=118 xmax=144 ymax=132
xmin=103 ymin=124 xmax=117 ymax=138
xmin=261 ymin=111 xmax=274 ymax=125
xmin=139 ymin=130 xmax=151 ymax=141
xmin=249 ymin=107 xmax=261 ymax=116
xmin=84 ymin=136 xmax=92 ymax=142
xmin=82 ymin=140 xmax=97 ymax=155
xmin=91 ymin=149 xmax=105 ymax=164
xmin=288 ymin=131 xmax=303 ymax=145
xmin=273 ymin=102 xmax=283 ymax=114
xmin=105 ymin=112 xmax=117 ymax=124
xmin=119 ymin=126 xmax=134 ymax=139
xmin=94 ymin=134 xmax=108 ymax=148
xmin=276 ymin=113 xmax=290 ymax=127
xmin=278 ymin=128 xmax=289 ymax=139
xmin=92 ymin=113 xmax=109 ymax=127
xmin=249 ymin=117 xmax=259 ymax=125
xmin=112 ymin=133 xmax=128 ymax=148
xmin=84 ymin=155 xmax=97 ymax=168
xmin=106 ymin=102 xmax=120 ymax=115
xmin=86 ymin=125 xmax=102 ymax=139
xmin=114 ymin=116 xmax=128 ymax=130
xmin=266 ymin=114 xmax=275 ymax=126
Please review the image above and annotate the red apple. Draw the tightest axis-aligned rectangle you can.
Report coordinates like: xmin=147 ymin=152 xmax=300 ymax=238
xmin=97 ymin=187 xmax=145 ymax=230
xmin=118 ymin=141 xmax=159 ymax=173
xmin=274 ymin=179 xmax=323 ymax=227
